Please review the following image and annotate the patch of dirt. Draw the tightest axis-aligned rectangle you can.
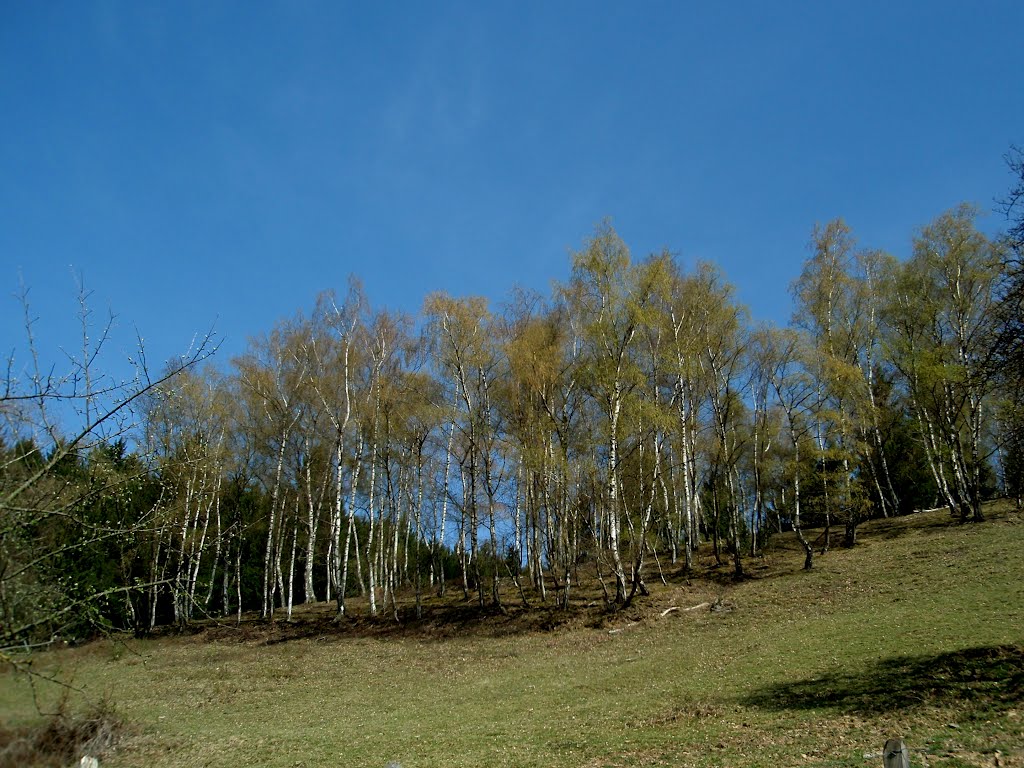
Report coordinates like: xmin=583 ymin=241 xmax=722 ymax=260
xmin=149 ymin=596 xmax=621 ymax=646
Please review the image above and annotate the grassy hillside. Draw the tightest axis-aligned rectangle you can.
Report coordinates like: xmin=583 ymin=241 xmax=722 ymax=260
xmin=2 ymin=504 xmax=1022 ymax=768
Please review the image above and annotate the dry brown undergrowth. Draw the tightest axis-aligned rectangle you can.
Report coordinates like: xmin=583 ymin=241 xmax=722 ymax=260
xmin=0 ymin=690 xmax=123 ymax=768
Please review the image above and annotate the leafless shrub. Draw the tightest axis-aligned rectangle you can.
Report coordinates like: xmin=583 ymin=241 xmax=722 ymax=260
xmin=0 ymin=694 xmax=123 ymax=768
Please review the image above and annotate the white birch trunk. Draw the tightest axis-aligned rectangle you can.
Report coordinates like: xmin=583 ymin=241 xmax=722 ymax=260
xmin=263 ymin=429 xmax=289 ymax=618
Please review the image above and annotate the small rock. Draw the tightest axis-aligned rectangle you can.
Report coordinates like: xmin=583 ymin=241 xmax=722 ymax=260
xmin=79 ymin=757 xmax=99 ymax=768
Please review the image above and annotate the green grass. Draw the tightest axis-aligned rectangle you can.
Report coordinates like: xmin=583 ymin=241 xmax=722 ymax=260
xmin=3 ymin=503 xmax=1022 ymax=768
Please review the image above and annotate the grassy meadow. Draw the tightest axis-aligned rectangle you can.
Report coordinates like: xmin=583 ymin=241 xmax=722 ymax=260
xmin=2 ymin=504 xmax=1022 ymax=768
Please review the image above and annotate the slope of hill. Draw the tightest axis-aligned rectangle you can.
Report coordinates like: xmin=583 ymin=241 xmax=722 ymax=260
xmin=2 ymin=504 xmax=1022 ymax=768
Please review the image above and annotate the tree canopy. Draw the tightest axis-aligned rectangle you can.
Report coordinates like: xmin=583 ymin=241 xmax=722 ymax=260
xmin=3 ymin=179 xmax=1022 ymax=648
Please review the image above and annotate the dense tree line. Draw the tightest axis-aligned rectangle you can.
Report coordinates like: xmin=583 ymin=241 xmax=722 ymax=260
xmin=3 ymin=183 xmax=1022 ymax=646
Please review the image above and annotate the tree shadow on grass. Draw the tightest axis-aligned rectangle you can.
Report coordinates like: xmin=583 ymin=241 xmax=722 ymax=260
xmin=859 ymin=511 xmax=964 ymax=543
xmin=743 ymin=645 xmax=1024 ymax=716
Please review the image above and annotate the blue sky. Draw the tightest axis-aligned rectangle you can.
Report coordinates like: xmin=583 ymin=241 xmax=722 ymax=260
xmin=3 ymin=2 xmax=1022 ymax=386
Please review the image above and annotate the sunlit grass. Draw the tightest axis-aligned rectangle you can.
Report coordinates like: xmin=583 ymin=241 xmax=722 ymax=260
xmin=3 ymin=503 xmax=1022 ymax=767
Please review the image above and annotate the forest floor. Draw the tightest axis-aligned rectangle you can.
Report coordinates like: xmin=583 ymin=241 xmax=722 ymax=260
xmin=2 ymin=502 xmax=1022 ymax=768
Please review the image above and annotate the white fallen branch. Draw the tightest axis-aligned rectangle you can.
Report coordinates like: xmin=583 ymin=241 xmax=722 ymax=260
xmin=659 ymin=606 xmax=680 ymax=617
xmin=608 ymin=622 xmax=638 ymax=634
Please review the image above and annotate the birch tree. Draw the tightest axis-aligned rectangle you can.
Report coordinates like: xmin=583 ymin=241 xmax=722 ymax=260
xmin=503 ymin=294 xmax=583 ymax=606
xmin=144 ymin=367 xmax=233 ymax=624
xmin=308 ymin=282 xmax=365 ymax=617
xmin=793 ymin=221 xmax=852 ymax=547
xmin=883 ymin=205 xmax=1004 ymax=522
xmin=561 ymin=223 xmax=670 ymax=605
xmin=759 ymin=326 xmax=817 ymax=568
xmin=695 ymin=262 xmax=750 ymax=578
xmin=664 ymin=264 xmax=713 ymax=573
xmin=234 ymin=319 xmax=311 ymax=618
xmin=424 ymin=293 xmax=505 ymax=609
